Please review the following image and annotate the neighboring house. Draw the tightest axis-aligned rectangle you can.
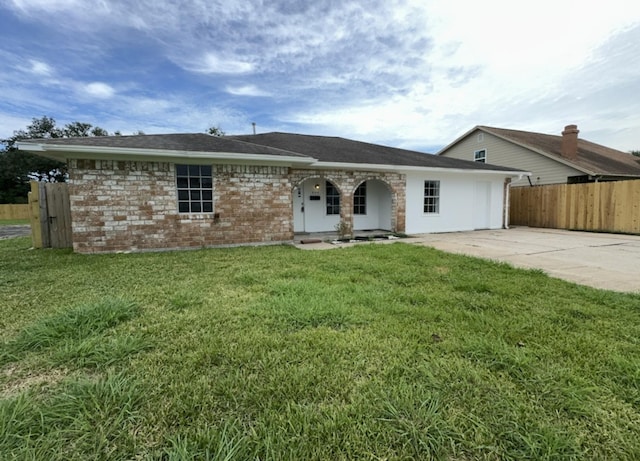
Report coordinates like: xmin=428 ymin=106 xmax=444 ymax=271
xmin=438 ymin=124 xmax=640 ymax=186
xmin=18 ymin=132 xmax=526 ymax=254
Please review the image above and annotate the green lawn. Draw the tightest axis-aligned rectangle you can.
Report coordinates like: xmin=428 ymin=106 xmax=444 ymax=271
xmin=1 ymin=236 xmax=639 ymax=460
xmin=0 ymin=219 xmax=30 ymax=226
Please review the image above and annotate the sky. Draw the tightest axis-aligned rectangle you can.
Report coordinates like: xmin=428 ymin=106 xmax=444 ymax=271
xmin=1 ymin=0 xmax=639 ymax=153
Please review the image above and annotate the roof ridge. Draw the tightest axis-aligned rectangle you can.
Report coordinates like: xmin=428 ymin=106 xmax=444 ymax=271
xmin=481 ymin=126 xmax=560 ymax=139
xmin=224 ymin=135 xmax=312 ymax=158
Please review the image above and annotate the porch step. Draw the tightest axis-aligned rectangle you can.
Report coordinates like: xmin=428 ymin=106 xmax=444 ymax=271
xmin=299 ymin=238 xmax=323 ymax=244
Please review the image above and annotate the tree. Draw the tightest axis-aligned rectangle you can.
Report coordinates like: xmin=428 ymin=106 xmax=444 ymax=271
xmin=0 ymin=116 xmax=110 ymax=203
xmin=631 ymin=150 xmax=640 ymax=157
xmin=207 ymin=125 xmax=225 ymax=137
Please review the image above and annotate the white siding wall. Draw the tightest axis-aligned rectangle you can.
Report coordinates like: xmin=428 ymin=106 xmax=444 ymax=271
xmin=405 ymin=171 xmax=506 ymax=234
xmin=353 ymin=180 xmax=391 ymax=230
xmin=441 ymin=130 xmax=584 ymax=186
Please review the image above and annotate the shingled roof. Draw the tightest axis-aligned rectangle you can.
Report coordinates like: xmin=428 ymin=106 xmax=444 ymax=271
xmin=18 ymin=131 xmax=525 ymax=173
xmin=24 ymin=133 xmax=309 ymax=158
xmin=477 ymin=126 xmax=640 ymax=177
xmin=229 ymin=132 xmax=521 ymax=171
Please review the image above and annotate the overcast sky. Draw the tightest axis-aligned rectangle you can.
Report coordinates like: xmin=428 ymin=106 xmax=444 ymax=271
xmin=1 ymin=0 xmax=639 ymax=153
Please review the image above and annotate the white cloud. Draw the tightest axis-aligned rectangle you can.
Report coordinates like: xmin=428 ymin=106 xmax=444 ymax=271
xmin=83 ymin=82 xmax=115 ymax=99
xmin=27 ymin=59 xmax=52 ymax=76
xmin=0 ymin=113 xmax=33 ymax=140
xmin=8 ymin=0 xmax=81 ymax=12
xmin=186 ymin=53 xmax=254 ymax=74
xmin=225 ymin=85 xmax=270 ymax=97
xmin=1 ymin=0 xmax=640 ymax=152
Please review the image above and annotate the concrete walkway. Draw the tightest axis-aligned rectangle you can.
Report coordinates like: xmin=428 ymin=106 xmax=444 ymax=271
xmin=295 ymin=227 xmax=640 ymax=293
xmin=0 ymin=225 xmax=31 ymax=240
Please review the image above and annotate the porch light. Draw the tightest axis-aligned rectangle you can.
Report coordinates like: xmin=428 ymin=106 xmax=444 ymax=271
xmin=314 ymin=183 xmax=320 ymax=190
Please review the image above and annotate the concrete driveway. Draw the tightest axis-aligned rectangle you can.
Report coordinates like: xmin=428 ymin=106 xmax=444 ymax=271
xmin=409 ymin=227 xmax=640 ymax=293
xmin=0 ymin=225 xmax=31 ymax=239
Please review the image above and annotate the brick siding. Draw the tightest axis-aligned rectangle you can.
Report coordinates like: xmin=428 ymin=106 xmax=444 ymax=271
xmin=68 ymin=160 xmax=292 ymax=253
xmin=67 ymin=160 xmax=407 ymax=253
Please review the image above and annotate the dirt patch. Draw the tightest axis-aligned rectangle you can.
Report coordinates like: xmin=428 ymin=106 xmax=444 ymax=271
xmin=1 ymin=364 xmax=69 ymax=398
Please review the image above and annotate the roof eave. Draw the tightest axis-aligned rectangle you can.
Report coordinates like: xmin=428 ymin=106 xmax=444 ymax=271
xmin=16 ymin=142 xmax=317 ymax=166
xmin=308 ymin=161 xmax=530 ymax=177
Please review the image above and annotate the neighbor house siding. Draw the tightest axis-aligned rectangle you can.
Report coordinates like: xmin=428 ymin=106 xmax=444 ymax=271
xmin=441 ymin=130 xmax=584 ymax=186
xmin=68 ymin=160 xmax=292 ymax=253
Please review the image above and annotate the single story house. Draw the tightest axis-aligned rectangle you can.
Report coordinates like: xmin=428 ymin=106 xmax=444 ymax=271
xmin=18 ymin=132 xmax=527 ymax=254
xmin=438 ymin=124 xmax=640 ymax=186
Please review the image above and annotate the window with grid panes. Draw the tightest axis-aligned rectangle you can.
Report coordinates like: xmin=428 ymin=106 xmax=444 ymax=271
xmin=423 ymin=180 xmax=440 ymax=214
xmin=354 ymin=182 xmax=366 ymax=215
xmin=326 ymin=181 xmax=340 ymax=215
xmin=474 ymin=149 xmax=487 ymax=163
xmin=176 ymin=164 xmax=213 ymax=213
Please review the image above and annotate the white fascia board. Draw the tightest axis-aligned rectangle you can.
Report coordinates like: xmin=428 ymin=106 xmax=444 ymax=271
xmin=16 ymin=142 xmax=317 ymax=166
xmin=308 ymin=161 xmax=530 ymax=178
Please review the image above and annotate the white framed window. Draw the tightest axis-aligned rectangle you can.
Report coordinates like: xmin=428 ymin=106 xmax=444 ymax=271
xmin=423 ymin=180 xmax=440 ymax=214
xmin=474 ymin=149 xmax=487 ymax=163
xmin=326 ymin=181 xmax=340 ymax=215
xmin=176 ymin=164 xmax=213 ymax=213
xmin=354 ymin=183 xmax=366 ymax=215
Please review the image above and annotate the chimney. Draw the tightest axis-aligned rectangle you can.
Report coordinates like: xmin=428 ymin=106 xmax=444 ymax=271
xmin=561 ymin=124 xmax=579 ymax=160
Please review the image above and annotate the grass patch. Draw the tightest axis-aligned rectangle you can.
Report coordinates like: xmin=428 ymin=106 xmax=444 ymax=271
xmin=0 ymin=219 xmax=29 ymax=226
xmin=0 ymin=372 xmax=142 ymax=460
xmin=1 ymin=298 xmax=141 ymax=365
xmin=1 ymin=237 xmax=640 ymax=459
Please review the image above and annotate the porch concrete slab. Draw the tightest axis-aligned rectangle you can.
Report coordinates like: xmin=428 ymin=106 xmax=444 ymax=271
xmin=409 ymin=227 xmax=640 ymax=293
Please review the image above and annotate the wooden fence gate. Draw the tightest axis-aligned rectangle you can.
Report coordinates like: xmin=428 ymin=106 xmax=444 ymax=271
xmin=28 ymin=181 xmax=72 ymax=248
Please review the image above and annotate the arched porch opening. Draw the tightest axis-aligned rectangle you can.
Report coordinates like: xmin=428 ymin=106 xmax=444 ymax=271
xmin=352 ymin=178 xmax=394 ymax=231
xmin=292 ymin=177 xmax=342 ymax=233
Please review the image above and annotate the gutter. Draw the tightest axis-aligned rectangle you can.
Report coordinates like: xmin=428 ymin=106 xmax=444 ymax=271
xmin=16 ymin=142 xmax=318 ymax=166
xmin=306 ymin=161 xmax=529 ymax=177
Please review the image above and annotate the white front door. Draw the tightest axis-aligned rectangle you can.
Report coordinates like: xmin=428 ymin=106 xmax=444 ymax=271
xmin=293 ymin=185 xmax=305 ymax=232
xmin=473 ymin=181 xmax=491 ymax=229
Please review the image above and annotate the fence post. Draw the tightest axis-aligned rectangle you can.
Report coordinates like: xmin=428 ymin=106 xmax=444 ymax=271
xmin=38 ymin=182 xmax=51 ymax=248
xmin=28 ymin=181 xmax=43 ymax=248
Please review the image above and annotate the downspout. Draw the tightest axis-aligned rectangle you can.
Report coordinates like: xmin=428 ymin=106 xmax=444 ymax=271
xmin=503 ymin=178 xmax=512 ymax=229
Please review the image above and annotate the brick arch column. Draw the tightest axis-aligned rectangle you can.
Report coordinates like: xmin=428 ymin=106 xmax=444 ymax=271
xmin=289 ymin=168 xmax=406 ymax=233
xmin=351 ymin=175 xmax=405 ymax=233
xmin=339 ymin=189 xmax=354 ymax=236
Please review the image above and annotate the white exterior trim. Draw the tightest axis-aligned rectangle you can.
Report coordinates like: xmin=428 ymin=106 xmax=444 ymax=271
xmin=18 ymin=141 xmax=529 ymax=178
xmin=307 ymin=161 xmax=527 ymax=177
xmin=16 ymin=142 xmax=317 ymax=166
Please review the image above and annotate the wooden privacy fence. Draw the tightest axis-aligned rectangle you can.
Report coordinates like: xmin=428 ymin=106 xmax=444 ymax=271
xmin=28 ymin=181 xmax=72 ymax=248
xmin=510 ymin=179 xmax=640 ymax=234
xmin=0 ymin=204 xmax=30 ymax=220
